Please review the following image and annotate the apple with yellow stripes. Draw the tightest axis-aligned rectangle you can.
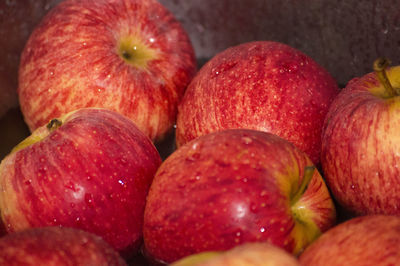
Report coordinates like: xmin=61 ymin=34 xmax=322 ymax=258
xmin=0 ymin=108 xmax=161 ymax=258
xmin=18 ymin=0 xmax=196 ymax=142
xmin=143 ymin=129 xmax=336 ymax=264
xmin=299 ymin=215 xmax=400 ymax=266
xmin=321 ymin=58 xmax=400 ymax=216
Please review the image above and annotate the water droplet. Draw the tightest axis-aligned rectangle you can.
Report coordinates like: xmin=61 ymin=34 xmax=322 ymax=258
xmin=186 ymin=153 xmax=201 ymax=162
xmin=260 ymin=227 xmax=266 ymax=233
xmin=85 ymin=193 xmax=94 ymax=207
xmin=118 ymin=180 xmax=125 ymax=186
xmin=24 ymin=179 xmax=32 ymax=185
xmin=241 ymin=137 xmax=253 ymax=144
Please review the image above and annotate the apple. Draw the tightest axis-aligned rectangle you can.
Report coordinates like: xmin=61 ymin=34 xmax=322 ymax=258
xmin=175 ymin=41 xmax=339 ymax=164
xmin=0 ymin=0 xmax=62 ymax=119
xmin=321 ymin=58 xmax=400 ymax=215
xmin=0 ymin=108 xmax=162 ymax=257
xmin=0 ymin=226 xmax=126 ymax=265
xmin=299 ymin=215 xmax=400 ymax=266
xmin=143 ymin=129 xmax=336 ymax=263
xmin=18 ymin=0 xmax=196 ymax=142
xmin=171 ymin=242 xmax=300 ymax=266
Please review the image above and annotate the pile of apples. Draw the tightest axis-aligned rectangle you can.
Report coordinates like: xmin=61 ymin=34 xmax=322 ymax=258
xmin=1 ymin=0 xmax=400 ymax=265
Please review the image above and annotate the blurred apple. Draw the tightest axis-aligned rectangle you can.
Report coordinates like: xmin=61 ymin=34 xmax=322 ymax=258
xmin=18 ymin=0 xmax=196 ymax=142
xmin=171 ymin=242 xmax=300 ymax=266
xmin=143 ymin=129 xmax=336 ymax=263
xmin=0 ymin=108 xmax=161 ymax=257
xmin=321 ymin=58 xmax=400 ymax=215
xmin=0 ymin=0 xmax=62 ymax=118
xmin=299 ymin=215 xmax=400 ymax=266
xmin=176 ymin=41 xmax=339 ymax=164
xmin=0 ymin=226 xmax=126 ymax=265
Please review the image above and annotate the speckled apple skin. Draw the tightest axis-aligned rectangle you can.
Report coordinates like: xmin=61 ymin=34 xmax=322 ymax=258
xmin=18 ymin=0 xmax=196 ymax=141
xmin=0 ymin=227 xmax=127 ymax=265
xmin=176 ymin=41 xmax=339 ymax=164
xmin=321 ymin=66 xmax=400 ymax=215
xmin=299 ymin=215 xmax=400 ymax=266
xmin=0 ymin=108 xmax=162 ymax=256
xmin=143 ymin=129 xmax=336 ymax=263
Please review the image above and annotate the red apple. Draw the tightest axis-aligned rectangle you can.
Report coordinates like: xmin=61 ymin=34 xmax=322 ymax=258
xmin=18 ymin=0 xmax=196 ymax=142
xmin=0 ymin=226 xmax=126 ymax=265
xmin=143 ymin=129 xmax=336 ymax=263
xmin=0 ymin=0 xmax=62 ymax=119
xmin=321 ymin=58 xmax=400 ymax=215
xmin=171 ymin=242 xmax=300 ymax=266
xmin=299 ymin=215 xmax=400 ymax=266
xmin=0 ymin=108 xmax=162 ymax=257
xmin=175 ymin=41 xmax=339 ymax=164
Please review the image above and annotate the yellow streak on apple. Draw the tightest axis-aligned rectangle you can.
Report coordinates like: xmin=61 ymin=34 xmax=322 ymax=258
xmin=275 ymin=156 xmax=321 ymax=255
xmin=0 ymin=152 xmax=31 ymax=231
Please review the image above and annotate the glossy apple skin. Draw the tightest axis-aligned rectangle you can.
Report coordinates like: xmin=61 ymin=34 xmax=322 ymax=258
xmin=0 ymin=108 xmax=162 ymax=257
xmin=172 ymin=242 xmax=300 ymax=266
xmin=176 ymin=41 xmax=339 ymax=164
xmin=143 ymin=129 xmax=336 ymax=263
xmin=0 ymin=226 xmax=126 ymax=265
xmin=299 ymin=215 xmax=400 ymax=266
xmin=18 ymin=0 xmax=196 ymax=141
xmin=321 ymin=65 xmax=400 ymax=215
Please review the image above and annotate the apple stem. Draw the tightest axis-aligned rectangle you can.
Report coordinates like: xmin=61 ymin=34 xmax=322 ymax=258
xmin=291 ymin=166 xmax=315 ymax=205
xmin=373 ymin=57 xmax=398 ymax=96
xmin=46 ymin=119 xmax=62 ymax=132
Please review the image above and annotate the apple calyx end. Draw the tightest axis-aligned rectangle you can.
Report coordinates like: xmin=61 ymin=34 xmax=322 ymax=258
xmin=118 ymin=36 xmax=158 ymax=70
xmin=373 ymin=57 xmax=399 ymax=97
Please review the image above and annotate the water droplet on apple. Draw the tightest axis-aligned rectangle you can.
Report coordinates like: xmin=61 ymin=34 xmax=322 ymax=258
xmin=186 ymin=152 xmax=201 ymax=162
xmin=24 ymin=179 xmax=32 ymax=185
xmin=260 ymin=227 xmax=266 ymax=233
xmin=241 ymin=136 xmax=253 ymax=144
xmin=85 ymin=193 xmax=94 ymax=207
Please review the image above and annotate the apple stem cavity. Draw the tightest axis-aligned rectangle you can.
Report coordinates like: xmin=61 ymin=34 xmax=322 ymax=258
xmin=47 ymin=119 xmax=62 ymax=132
xmin=291 ymin=166 xmax=315 ymax=206
xmin=373 ymin=57 xmax=398 ymax=97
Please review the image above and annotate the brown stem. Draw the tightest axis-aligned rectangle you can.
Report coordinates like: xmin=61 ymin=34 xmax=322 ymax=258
xmin=291 ymin=166 xmax=315 ymax=205
xmin=373 ymin=57 xmax=397 ymax=97
xmin=46 ymin=119 xmax=62 ymax=132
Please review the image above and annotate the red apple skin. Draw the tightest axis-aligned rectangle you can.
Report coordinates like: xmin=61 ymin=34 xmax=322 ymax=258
xmin=0 ymin=108 xmax=162 ymax=257
xmin=321 ymin=65 xmax=400 ymax=215
xmin=0 ymin=226 xmax=126 ymax=265
xmin=172 ymin=242 xmax=300 ymax=266
xmin=299 ymin=215 xmax=400 ymax=266
xmin=143 ymin=129 xmax=336 ymax=263
xmin=176 ymin=41 xmax=339 ymax=164
xmin=18 ymin=0 xmax=196 ymax=142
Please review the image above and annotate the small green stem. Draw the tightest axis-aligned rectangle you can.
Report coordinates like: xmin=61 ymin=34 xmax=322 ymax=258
xmin=291 ymin=166 xmax=315 ymax=205
xmin=373 ymin=57 xmax=398 ymax=97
